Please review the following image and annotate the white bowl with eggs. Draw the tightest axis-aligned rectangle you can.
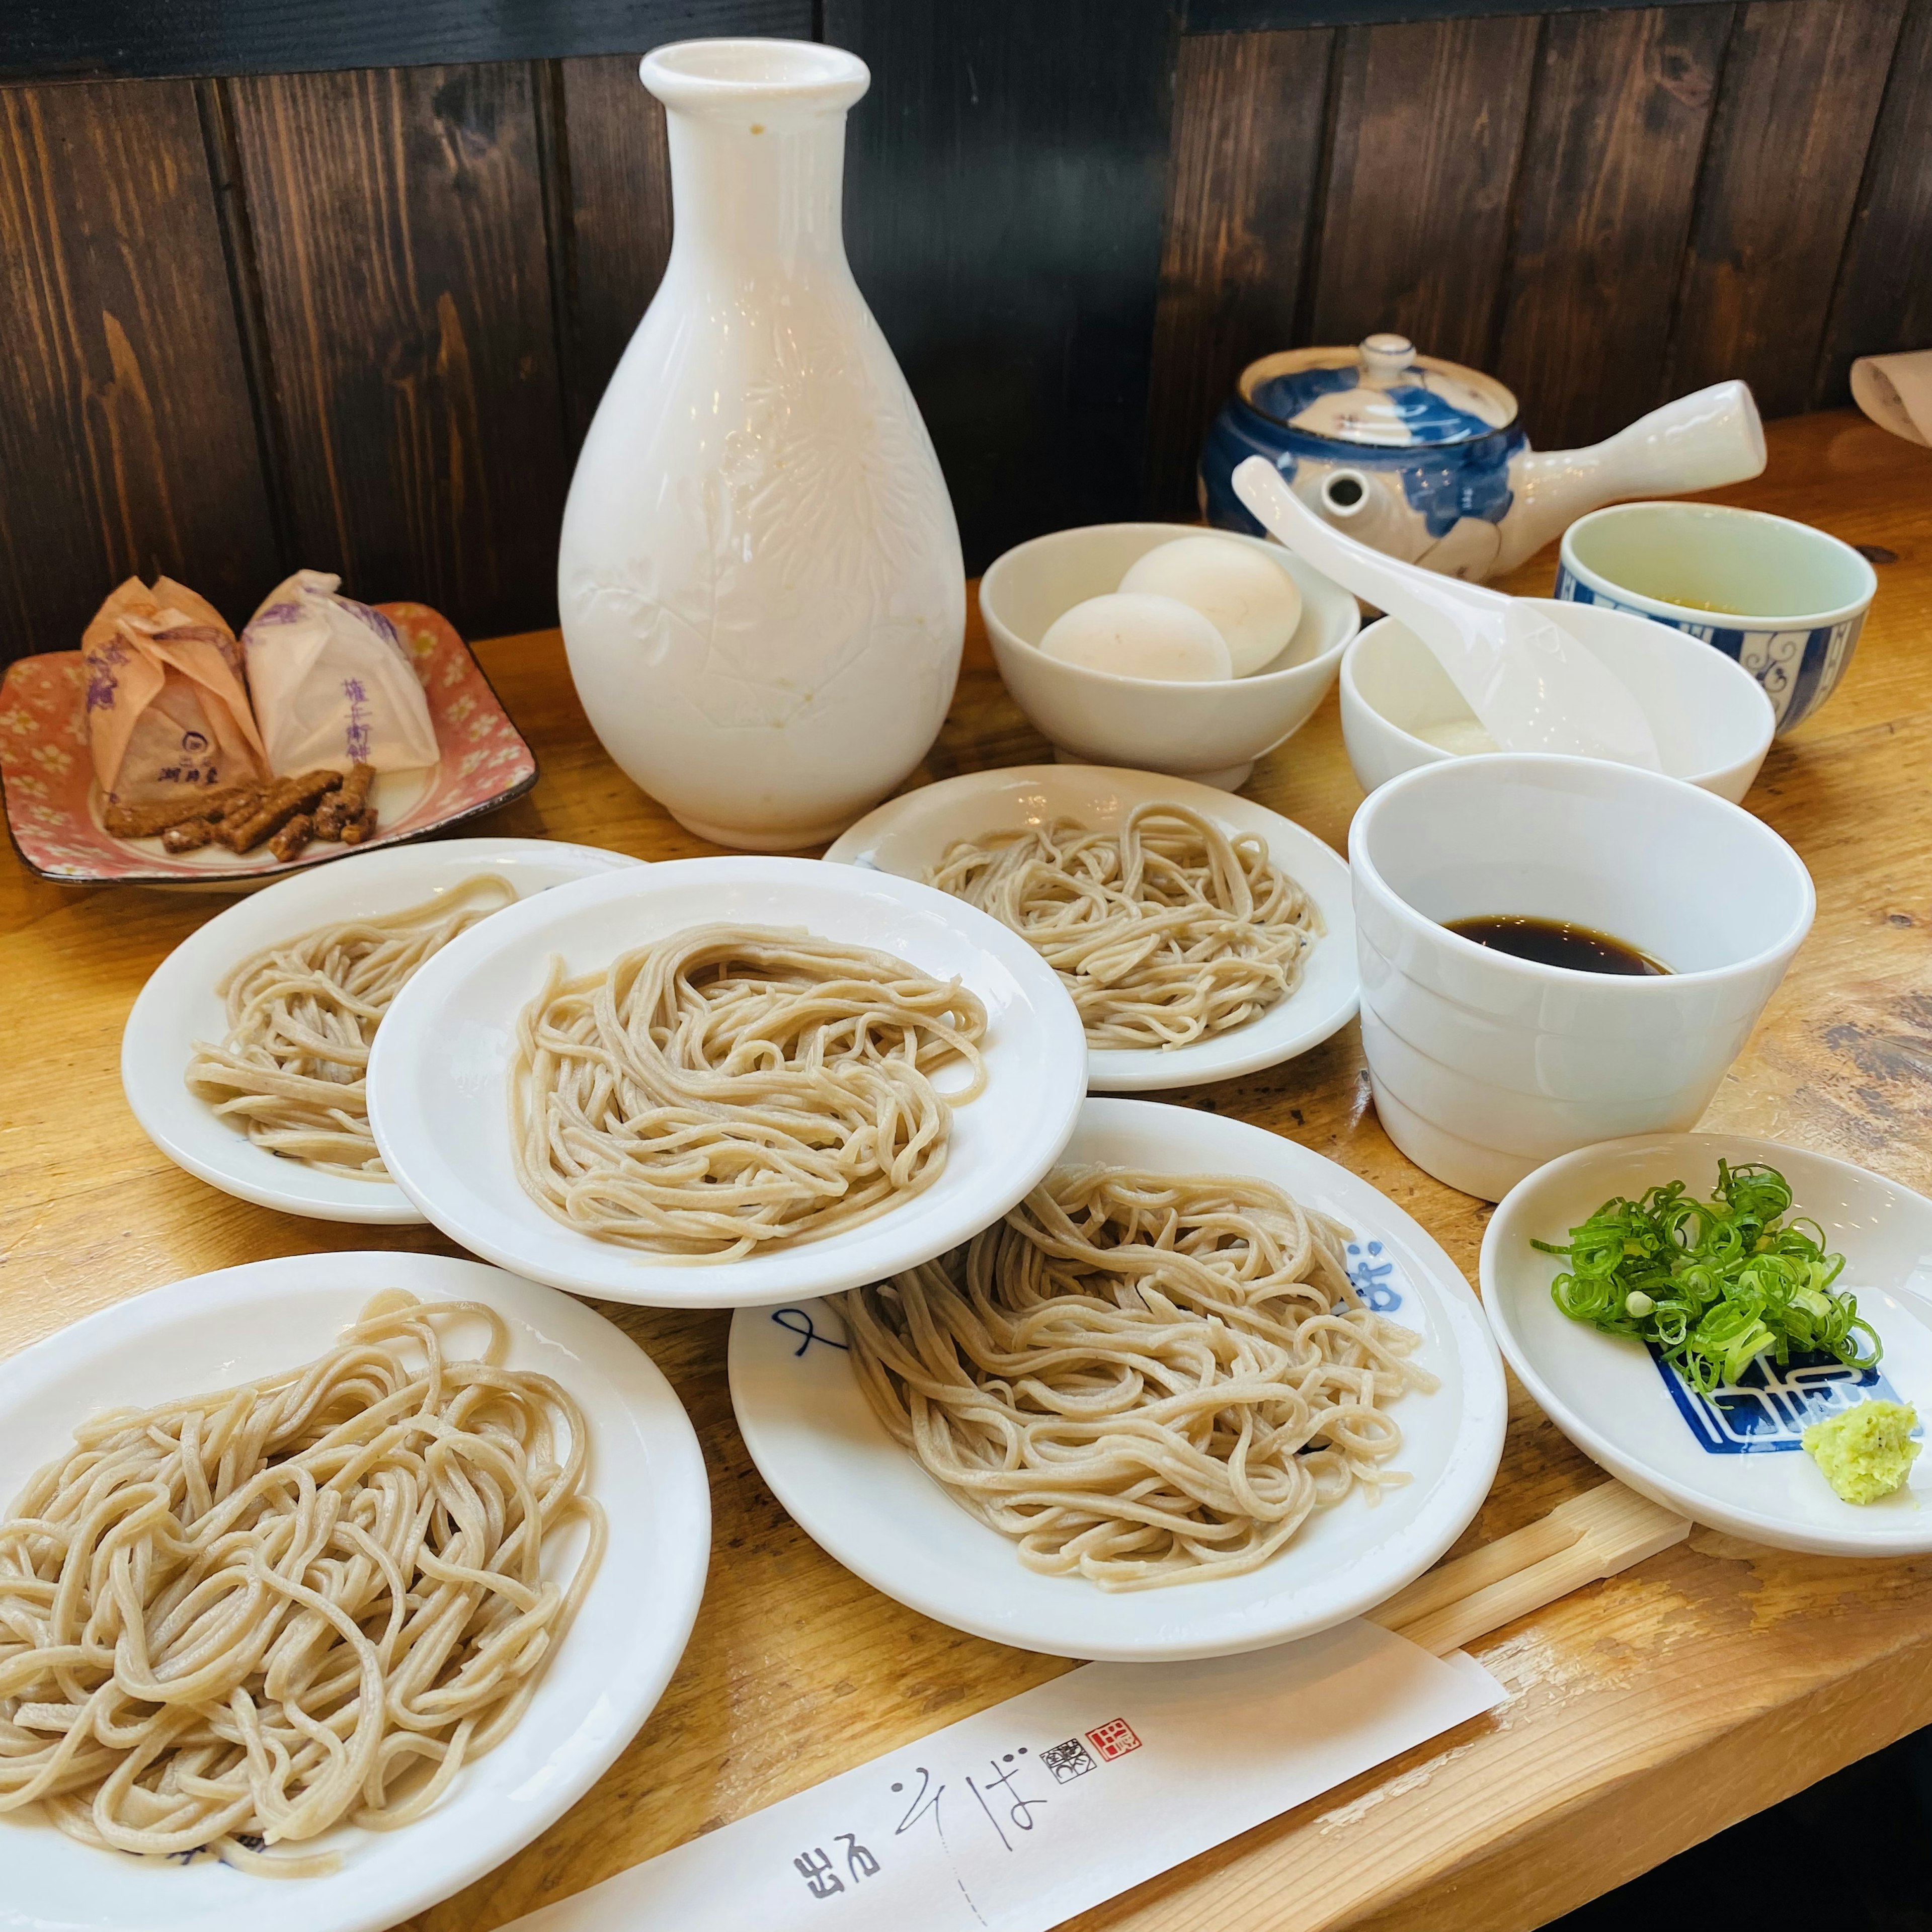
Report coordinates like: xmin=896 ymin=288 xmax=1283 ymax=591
xmin=979 ymin=524 xmax=1360 ymax=789
xmin=1340 ymin=598 xmax=1775 ymax=804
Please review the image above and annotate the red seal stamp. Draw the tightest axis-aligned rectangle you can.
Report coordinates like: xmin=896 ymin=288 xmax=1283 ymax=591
xmin=1084 ymin=1718 xmax=1141 ymax=1761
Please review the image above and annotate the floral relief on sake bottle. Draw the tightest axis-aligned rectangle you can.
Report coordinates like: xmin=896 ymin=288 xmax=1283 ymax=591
xmin=558 ymin=38 xmax=965 ymax=850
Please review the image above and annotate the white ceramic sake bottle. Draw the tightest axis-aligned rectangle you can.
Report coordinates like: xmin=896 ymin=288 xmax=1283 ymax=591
xmin=558 ymin=39 xmax=965 ymax=850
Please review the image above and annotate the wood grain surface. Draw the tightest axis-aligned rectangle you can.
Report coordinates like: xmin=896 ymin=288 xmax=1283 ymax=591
xmin=554 ymin=53 xmax=674 ymax=448
xmin=1493 ymin=3 xmax=1733 ymax=450
xmin=1815 ymin=0 xmax=1932 ymax=406
xmin=1144 ymin=28 xmax=1336 ymax=518
xmin=225 ymin=63 xmax=569 ymax=638
xmin=1670 ymin=0 xmax=1908 ymax=415
xmin=8 ymin=0 xmax=1932 ymax=669
xmin=0 ymin=0 xmax=814 ymax=84
xmin=1308 ymin=15 xmax=1541 ymax=372
xmin=2 ymin=412 xmax=1929 ymax=1931
xmin=826 ymin=0 xmax=1179 ymax=570
xmin=0 ymin=79 xmax=281 ymax=656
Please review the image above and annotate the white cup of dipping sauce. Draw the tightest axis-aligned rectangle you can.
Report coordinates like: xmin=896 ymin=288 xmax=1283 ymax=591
xmin=1349 ymin=754 xmax=1814 ymax=1201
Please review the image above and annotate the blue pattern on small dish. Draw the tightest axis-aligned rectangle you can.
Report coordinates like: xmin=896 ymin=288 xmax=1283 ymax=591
xmin=1344 ymin=1238 xmax=1404 ymax=1312
xmin=1553 ymin=564 xmax=1865 ymax=735
xmin=1648 ymin=1341 xmax=1911 ymax=1456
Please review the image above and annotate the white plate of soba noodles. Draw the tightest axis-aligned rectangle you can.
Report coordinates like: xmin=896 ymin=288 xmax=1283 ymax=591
xmin=824 ymin=764 xmax=1357 ymax=1091
xmin=121 ymin=837 xmax=641 ymax=1224
xmin=362 ymin=854 xmax=1089 ymax=1308
xmin=0 ymin=1249 xmax=708 ymax=1932
xmin=727 ymin=1096 xmax=1505 ymax=1661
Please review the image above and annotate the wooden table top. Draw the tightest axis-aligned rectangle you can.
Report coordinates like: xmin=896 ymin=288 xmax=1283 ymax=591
xmin=3 ymin=408 xmax=1929 ymax=1932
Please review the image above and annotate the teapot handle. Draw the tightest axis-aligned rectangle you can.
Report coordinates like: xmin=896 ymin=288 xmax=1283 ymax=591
xmin=1497 ymin=381 xmax=1767 ymax=575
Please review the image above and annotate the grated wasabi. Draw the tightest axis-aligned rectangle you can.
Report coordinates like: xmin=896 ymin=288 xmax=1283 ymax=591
xmin=1802 ymin=1399 xmax=1920 ymax=1504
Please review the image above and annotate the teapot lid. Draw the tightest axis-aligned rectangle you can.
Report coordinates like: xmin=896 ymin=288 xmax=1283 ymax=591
xmin=1239 ymin=334 xmax=1516 ymax=447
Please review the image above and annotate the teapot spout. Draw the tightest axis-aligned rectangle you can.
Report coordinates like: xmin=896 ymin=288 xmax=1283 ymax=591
xmin=1496 ymin=380 xmax=1765 ymax=573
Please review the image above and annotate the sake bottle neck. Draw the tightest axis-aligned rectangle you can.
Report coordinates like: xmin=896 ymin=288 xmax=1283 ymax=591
xmin=642 ymin=39 xmax=868 ymax=281
xmin=665 ymin=107 xmax=851 ymax=275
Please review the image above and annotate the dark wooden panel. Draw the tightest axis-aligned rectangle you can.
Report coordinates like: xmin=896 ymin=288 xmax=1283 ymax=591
xmin=1493 ymin=4 xmax=1733 ymax=450
xmin=226 ymin=63 xmax=568 ymax=639
xmin=0 ymin=80 xmax=280 ymax=665
xmin=1308 ymin=14 xmax=1541 ymax=371
xmin=556 ymin=54 xmax=675 ymax=447
xmin=1670 ymin=0 xmax=1907 ymax=417
xmin=0 ymin=1 xmax=809 ymax=84
xmin=1815 ymin=0 xmax=1932 ymax=407
xmin=1144 ymin=29 xmax=1334 ymax=519
xmin=1189 ymin=0 xmax=1717 ymax=25
xmin=826 ymin=0 xmax=1178 ymax=574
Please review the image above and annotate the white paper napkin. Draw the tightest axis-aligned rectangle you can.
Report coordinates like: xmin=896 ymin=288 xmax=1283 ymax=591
xmin=1851 ymin=349 xmax=1932 ymax=447
xmin=507 ymin=1621 xmax=1504 ymax=1932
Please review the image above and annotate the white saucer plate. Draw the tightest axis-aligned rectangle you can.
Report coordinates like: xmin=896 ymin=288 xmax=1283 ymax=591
xmin=728 ymin=1096 xmax=1506 ymax=1661
xmin=1483 ymin=1132 xmax=1932 ymax=1556
xmin=366 ymin=855 xmax=1089 ymax=1308
xmin=0 ymin=1250 xmax=709 ymax=1932
xmin=121 ymin=837 xmax=641 ymax=1225
xmin=825 ymin=765 xmax=1357 ymax=1092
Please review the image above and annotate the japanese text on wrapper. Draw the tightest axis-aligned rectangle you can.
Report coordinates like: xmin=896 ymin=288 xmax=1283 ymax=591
xmin=787 ymin=1721 xmax=1141 ymax=1903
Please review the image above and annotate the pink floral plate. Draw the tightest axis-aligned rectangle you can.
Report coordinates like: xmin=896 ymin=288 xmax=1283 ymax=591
xmin=0 ymin=603 xmax=537 ymax=887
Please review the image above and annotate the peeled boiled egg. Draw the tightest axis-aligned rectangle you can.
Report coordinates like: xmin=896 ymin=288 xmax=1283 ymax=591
xmin=1118 ymin=534 xmax=1303 ymax=677
xmin=1037 ymin=592 xmax=1234 ymax=682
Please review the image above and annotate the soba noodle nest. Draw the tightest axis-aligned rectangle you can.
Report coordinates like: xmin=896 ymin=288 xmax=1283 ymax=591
xmin=186 ymin=874 xmax=516 ymax=1178
xmin=839 ymin=1167 xmax=1436 ymax=1590
xmin=926 ymin=802 xmax=1320 ymax=1051
xmin=0 ymin=1294 xmax=603 ymax=1874
xmin=510 ymin=924 xmax=989 ymax=1261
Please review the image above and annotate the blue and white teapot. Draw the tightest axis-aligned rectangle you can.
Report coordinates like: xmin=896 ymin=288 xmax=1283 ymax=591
xmin=1200 ymin=333 xmax=1765 ymax=582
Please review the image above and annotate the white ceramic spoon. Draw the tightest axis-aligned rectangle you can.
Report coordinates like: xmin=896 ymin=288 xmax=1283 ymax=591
xmin=1233 ymin=456 xmax=1662 ymax=769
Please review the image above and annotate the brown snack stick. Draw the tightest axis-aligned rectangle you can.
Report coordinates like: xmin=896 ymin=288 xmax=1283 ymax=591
xmin=203 ymin=782 xmax=264 ymax=825
xmin=339 ymin=808 xmax=377 ymax=846
xmin=160 ymin=819 xmax=215 ymax=853
xmin=268 ymin=813 xmax=314 ymax=863
xmin=105 ymin=779 xmax=266 ymax=839
xmin=104 ymin=796 xmax=203 ymax=838
xmin=218 ymin=769 xmax=342 ymax=852
xmin=312 ymin=763 xmax=376 ymax=840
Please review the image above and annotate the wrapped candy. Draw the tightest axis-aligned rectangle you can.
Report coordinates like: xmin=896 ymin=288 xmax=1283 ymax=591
xmin=242 ymin=570 xmax=439 ymax=776
xmin=83 ymin=578 xmax=267 ymax=804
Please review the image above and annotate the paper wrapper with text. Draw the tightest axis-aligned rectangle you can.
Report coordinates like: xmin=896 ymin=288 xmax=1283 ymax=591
xmin=82 ymin=578 xmax=267 ymax=804
xmin=242 ymin=570 xmax=440 ymax=776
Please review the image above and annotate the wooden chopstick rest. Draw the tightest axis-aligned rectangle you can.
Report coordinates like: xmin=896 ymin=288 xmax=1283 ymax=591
xmin=1371 ymin=1481 xmax=1692 ymax=1657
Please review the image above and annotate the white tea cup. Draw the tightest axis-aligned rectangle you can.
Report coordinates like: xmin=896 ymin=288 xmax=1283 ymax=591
xmin=1349 ymin=754 xmax=1814 ymax=1199
xmin=1556 ymin=501 xmax=1876 ymax=735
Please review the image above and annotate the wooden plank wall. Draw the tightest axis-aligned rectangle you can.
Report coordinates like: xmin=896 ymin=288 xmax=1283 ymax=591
xmin=1148 ymin=0 xmax=1932 ymax=513
xmin=3 ymin=0 xmax=1931 ymax=667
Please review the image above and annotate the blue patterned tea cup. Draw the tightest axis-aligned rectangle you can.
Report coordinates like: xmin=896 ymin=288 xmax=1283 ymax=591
xmin=1556 ymin=502 xmax=1876 ymax=736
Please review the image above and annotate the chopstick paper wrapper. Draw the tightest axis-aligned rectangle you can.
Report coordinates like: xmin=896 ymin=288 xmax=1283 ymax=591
xmin=1850 ymin=348 xmax=1932 ymax=447
xmin=512 ymin=1480 xmax=1686 ymax=1932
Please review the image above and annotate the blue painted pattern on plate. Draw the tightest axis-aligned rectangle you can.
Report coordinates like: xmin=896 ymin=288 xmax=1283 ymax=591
xmin=1649 ymin=1342 xmax=1910 ymax=1455
xmin=1344 ymin=1238 xmax=1404 ymax=1313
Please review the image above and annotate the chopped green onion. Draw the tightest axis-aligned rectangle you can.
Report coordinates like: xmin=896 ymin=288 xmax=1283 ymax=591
xmin=1533 ymin=1161 xmax=1880 ymax=1396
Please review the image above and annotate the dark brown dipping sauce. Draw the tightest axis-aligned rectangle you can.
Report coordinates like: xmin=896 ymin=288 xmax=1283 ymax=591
xmin=1444 ymin=915 xmax=1668 ymax=976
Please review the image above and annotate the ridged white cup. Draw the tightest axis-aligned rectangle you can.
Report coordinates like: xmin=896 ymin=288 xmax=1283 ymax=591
xmin=1349 ymin=754 xmax=1814 ymax=1199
